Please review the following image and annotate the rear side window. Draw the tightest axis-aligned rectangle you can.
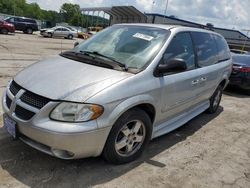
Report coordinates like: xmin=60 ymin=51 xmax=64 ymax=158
xmin=162 ymin=32 xmax=195 ymax=70
xmin=191 ymin=32 xmax=218 ymax=67
xmin=24 ymin=19 xmax=36 ymax=23
xmin=61 ymin=28 xmax=69 ymax=31
xmin=14 ymin=17 xmax=22 ymax=22
xmin=213 ymin=34 xmax=231 ymax=62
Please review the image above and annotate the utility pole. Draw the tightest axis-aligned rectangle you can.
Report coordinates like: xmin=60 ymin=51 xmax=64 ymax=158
xmin=241 ymin=29 xmax=250 ymax=52
xmin=163 ymin=0 xmax=169 ymax=23
xmin=13 ymin=0 xmax=16 ymax=16
xmin=151 ymin=0 xmax=156 ymax=13
xmin=164 ymin=0 xmax=169 ymax=16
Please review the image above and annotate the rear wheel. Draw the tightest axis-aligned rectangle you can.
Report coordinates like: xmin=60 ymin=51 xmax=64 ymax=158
xmin=68 ymin=34 xmax=73 ymax=39
xmin=206 ymin=85 xmax=223 ymax=114
xmin=103 ymin=108 xmax=152 ymax=164
xmin=1 ymin=28 xmax=8 ymax=34
xmin=26 ymin=28 xmax=33 ymax=34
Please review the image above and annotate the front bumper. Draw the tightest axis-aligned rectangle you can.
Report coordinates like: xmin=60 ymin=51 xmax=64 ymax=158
xmin=40 ymin=31 xmax=49 ymax=37
xmin=2 ymin=87 xmax=111 ymax=159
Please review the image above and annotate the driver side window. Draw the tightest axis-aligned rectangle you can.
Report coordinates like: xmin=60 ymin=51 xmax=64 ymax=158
xmin=163 ymin=32 xmax=195 ymax=70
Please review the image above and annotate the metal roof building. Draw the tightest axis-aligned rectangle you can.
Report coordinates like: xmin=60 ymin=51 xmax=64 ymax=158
xmin=81 ymin=6 xmax=147 ymax=25
xmin=146 ymin=13 xmax=250 ymax=51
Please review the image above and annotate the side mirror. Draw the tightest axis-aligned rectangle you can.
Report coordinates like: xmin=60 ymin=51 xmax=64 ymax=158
xmin=155 ymin=58 xmax=187 ymax=76
xmin=74 ymin=42 xmax=79 ymax=48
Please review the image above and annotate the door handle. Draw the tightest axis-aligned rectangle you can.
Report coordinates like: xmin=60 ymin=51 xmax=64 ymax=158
xmin=200 ymin=77 xmax=207 ymax=82
xmin=191 ymin=79 xmax=199 ymax=86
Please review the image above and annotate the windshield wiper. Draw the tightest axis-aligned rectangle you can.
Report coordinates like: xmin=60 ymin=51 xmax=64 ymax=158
xmin=79 ymin=50 xmax=128 ymax=70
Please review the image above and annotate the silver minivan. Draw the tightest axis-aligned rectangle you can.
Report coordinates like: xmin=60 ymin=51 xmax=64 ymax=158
xmin=2 ymin=24 xmax=232 ymax=164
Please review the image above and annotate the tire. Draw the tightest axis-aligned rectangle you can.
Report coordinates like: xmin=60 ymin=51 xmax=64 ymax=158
xmin=206 ymin=85 xmax=223 ymax=114
xmin=26 ymin=28 xmax=33 ymax=34
xmin=1 ymin=28 xmax=8 ymax=34
xmin=103 ymin=108 xmax=152 ymax=164
xmin=48 ymin=33 xmax=53 ymax=38
xmin=68 ymin=34 xmax=73 ymax=39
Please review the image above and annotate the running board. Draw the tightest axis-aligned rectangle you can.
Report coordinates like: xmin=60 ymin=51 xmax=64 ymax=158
xmin=152 ymin=101 xmax=209 ymax=139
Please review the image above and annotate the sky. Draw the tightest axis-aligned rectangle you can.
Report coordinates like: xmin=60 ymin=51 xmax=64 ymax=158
xmin=27 ymin=0 xmax=250 ymax=34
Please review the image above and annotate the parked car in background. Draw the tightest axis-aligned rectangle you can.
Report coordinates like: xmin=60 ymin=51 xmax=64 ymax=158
xmin=77 ymin=31 xmax=92 ymax=39
xmin=66 ymin=26 xmax=78 ymax=32
xmin=87 ymin=26 xmax=103 ymax=35
xmin=4 ymin=16 xmax=38 ymax=34
xmin=2 ymin=24 xmax=232 ymax=164
xmin=0 ymin=20 xmax=15 ymax=34
xmin=40 ymin=26 xmax=77 ymax=39
xmin=229 ymin=53 xmax=250 ymax=92
xmin=78 ymin=26 xmax=103 ymax=39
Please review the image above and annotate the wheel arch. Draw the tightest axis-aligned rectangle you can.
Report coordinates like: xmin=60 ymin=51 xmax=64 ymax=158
xmin=219 ymin=79 xmax=227 ymax=89
xmin=101 ymin=95 xmax=157 ymax=129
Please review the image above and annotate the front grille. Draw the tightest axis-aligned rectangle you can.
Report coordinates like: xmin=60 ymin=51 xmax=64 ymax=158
xmin=20 ymin=90 xmax=50 ymax=109
xmin=7 ymin=80 xmax=52 ymax=121
xmin=6 ymin=95 xmax=12 ymax=109
xmin=15 ymin=105 xmax=36 ymax=120
xmin=9 ymin=81 xmax=22 ymax=96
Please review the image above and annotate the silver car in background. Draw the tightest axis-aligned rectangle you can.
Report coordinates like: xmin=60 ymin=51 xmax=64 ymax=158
xmin=2 ymin=24 xmax=232 ymax=164
xmin=40 ymin=26 xmax=77 ymax=39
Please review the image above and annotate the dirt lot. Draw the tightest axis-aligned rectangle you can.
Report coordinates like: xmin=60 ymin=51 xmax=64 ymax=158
xmin=0 ymin=33 xmax=249 ymax=188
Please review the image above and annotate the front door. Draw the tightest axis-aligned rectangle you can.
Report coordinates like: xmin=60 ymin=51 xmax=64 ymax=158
xmin=54 ymin=28 xmax=62 ymax=37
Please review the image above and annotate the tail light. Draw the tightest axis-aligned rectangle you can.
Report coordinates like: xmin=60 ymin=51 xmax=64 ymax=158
xmin=240 ymin=67 xmax=250 ymax=72
xmin=232 ymin=65 xmax=250 ymax=73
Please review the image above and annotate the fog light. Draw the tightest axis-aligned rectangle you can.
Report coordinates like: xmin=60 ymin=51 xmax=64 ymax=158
xmin=51 ymin=148 xmax=75 ymax=159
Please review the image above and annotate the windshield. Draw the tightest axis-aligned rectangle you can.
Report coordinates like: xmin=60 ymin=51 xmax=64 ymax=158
xmin=73 ymin=25 xmax=170 ymax=69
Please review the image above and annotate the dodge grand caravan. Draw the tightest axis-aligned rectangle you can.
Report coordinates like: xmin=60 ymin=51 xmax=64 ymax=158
xmin=2 ymin=24 xmax=232 ymax=164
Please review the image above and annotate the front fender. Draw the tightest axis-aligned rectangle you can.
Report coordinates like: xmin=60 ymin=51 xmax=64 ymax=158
xmin=96 ymin=94 xmax=156 ymax=129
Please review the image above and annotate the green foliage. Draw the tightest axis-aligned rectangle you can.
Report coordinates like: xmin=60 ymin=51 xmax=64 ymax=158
xmin=0 ymin=0 xmax=109 ymax=27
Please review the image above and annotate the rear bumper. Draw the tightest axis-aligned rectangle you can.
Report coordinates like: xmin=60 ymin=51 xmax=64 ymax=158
xmin=1 ymin=26 xmax=15 ymax=33
xmin=229 ymin=74 xmax=250 ymax=90
xmin=8 ymin=27 xmax=15 ymax=33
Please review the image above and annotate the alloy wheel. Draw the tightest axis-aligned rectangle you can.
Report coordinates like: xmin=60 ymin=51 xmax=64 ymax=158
xmin=115 ymin=120 xmax=146 ymax=157
xmin=213 ymin=89 xmax=221 ymax=109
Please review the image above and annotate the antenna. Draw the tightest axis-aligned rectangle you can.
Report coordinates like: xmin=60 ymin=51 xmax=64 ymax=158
xmin=60 ymin=0 xmax=63 ymax=53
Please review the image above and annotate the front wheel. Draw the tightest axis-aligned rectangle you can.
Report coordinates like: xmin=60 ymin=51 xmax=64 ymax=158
xmin=206 ymin=85 xmax=223 ymax=114
xmin=48 ymin=33 xmax=53 ymax=38
xmin=103 ymin=108 xmax=152 ymax=164
xmin=1 ymin=28 xmax=8 ymax=34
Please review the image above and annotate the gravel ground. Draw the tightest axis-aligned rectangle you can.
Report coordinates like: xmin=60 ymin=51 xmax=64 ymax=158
xmin=0 ymin=32 xmax=249 ymax=188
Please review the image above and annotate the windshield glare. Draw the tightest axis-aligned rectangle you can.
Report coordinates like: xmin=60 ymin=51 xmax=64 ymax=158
xmin=74 ymin=25 xmax=170 ymax=69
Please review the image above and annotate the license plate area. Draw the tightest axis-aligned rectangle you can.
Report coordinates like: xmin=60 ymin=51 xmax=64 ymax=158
xmin=3 ymin=114 xmax=17 ymax=139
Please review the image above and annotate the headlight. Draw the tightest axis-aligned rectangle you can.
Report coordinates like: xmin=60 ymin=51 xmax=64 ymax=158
xmin=50 ymin=102 xmax=104 ymax=122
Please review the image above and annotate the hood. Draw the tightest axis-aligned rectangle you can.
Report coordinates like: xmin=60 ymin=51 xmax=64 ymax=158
xmin=14 ymin=55 xmax=133 ymax=102
xmin=45 ymin=29 xmax=54 ymax=32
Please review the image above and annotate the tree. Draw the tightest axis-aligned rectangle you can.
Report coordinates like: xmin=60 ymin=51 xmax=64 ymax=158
xmin=60 ymin=3 xmax=82 ymax=26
